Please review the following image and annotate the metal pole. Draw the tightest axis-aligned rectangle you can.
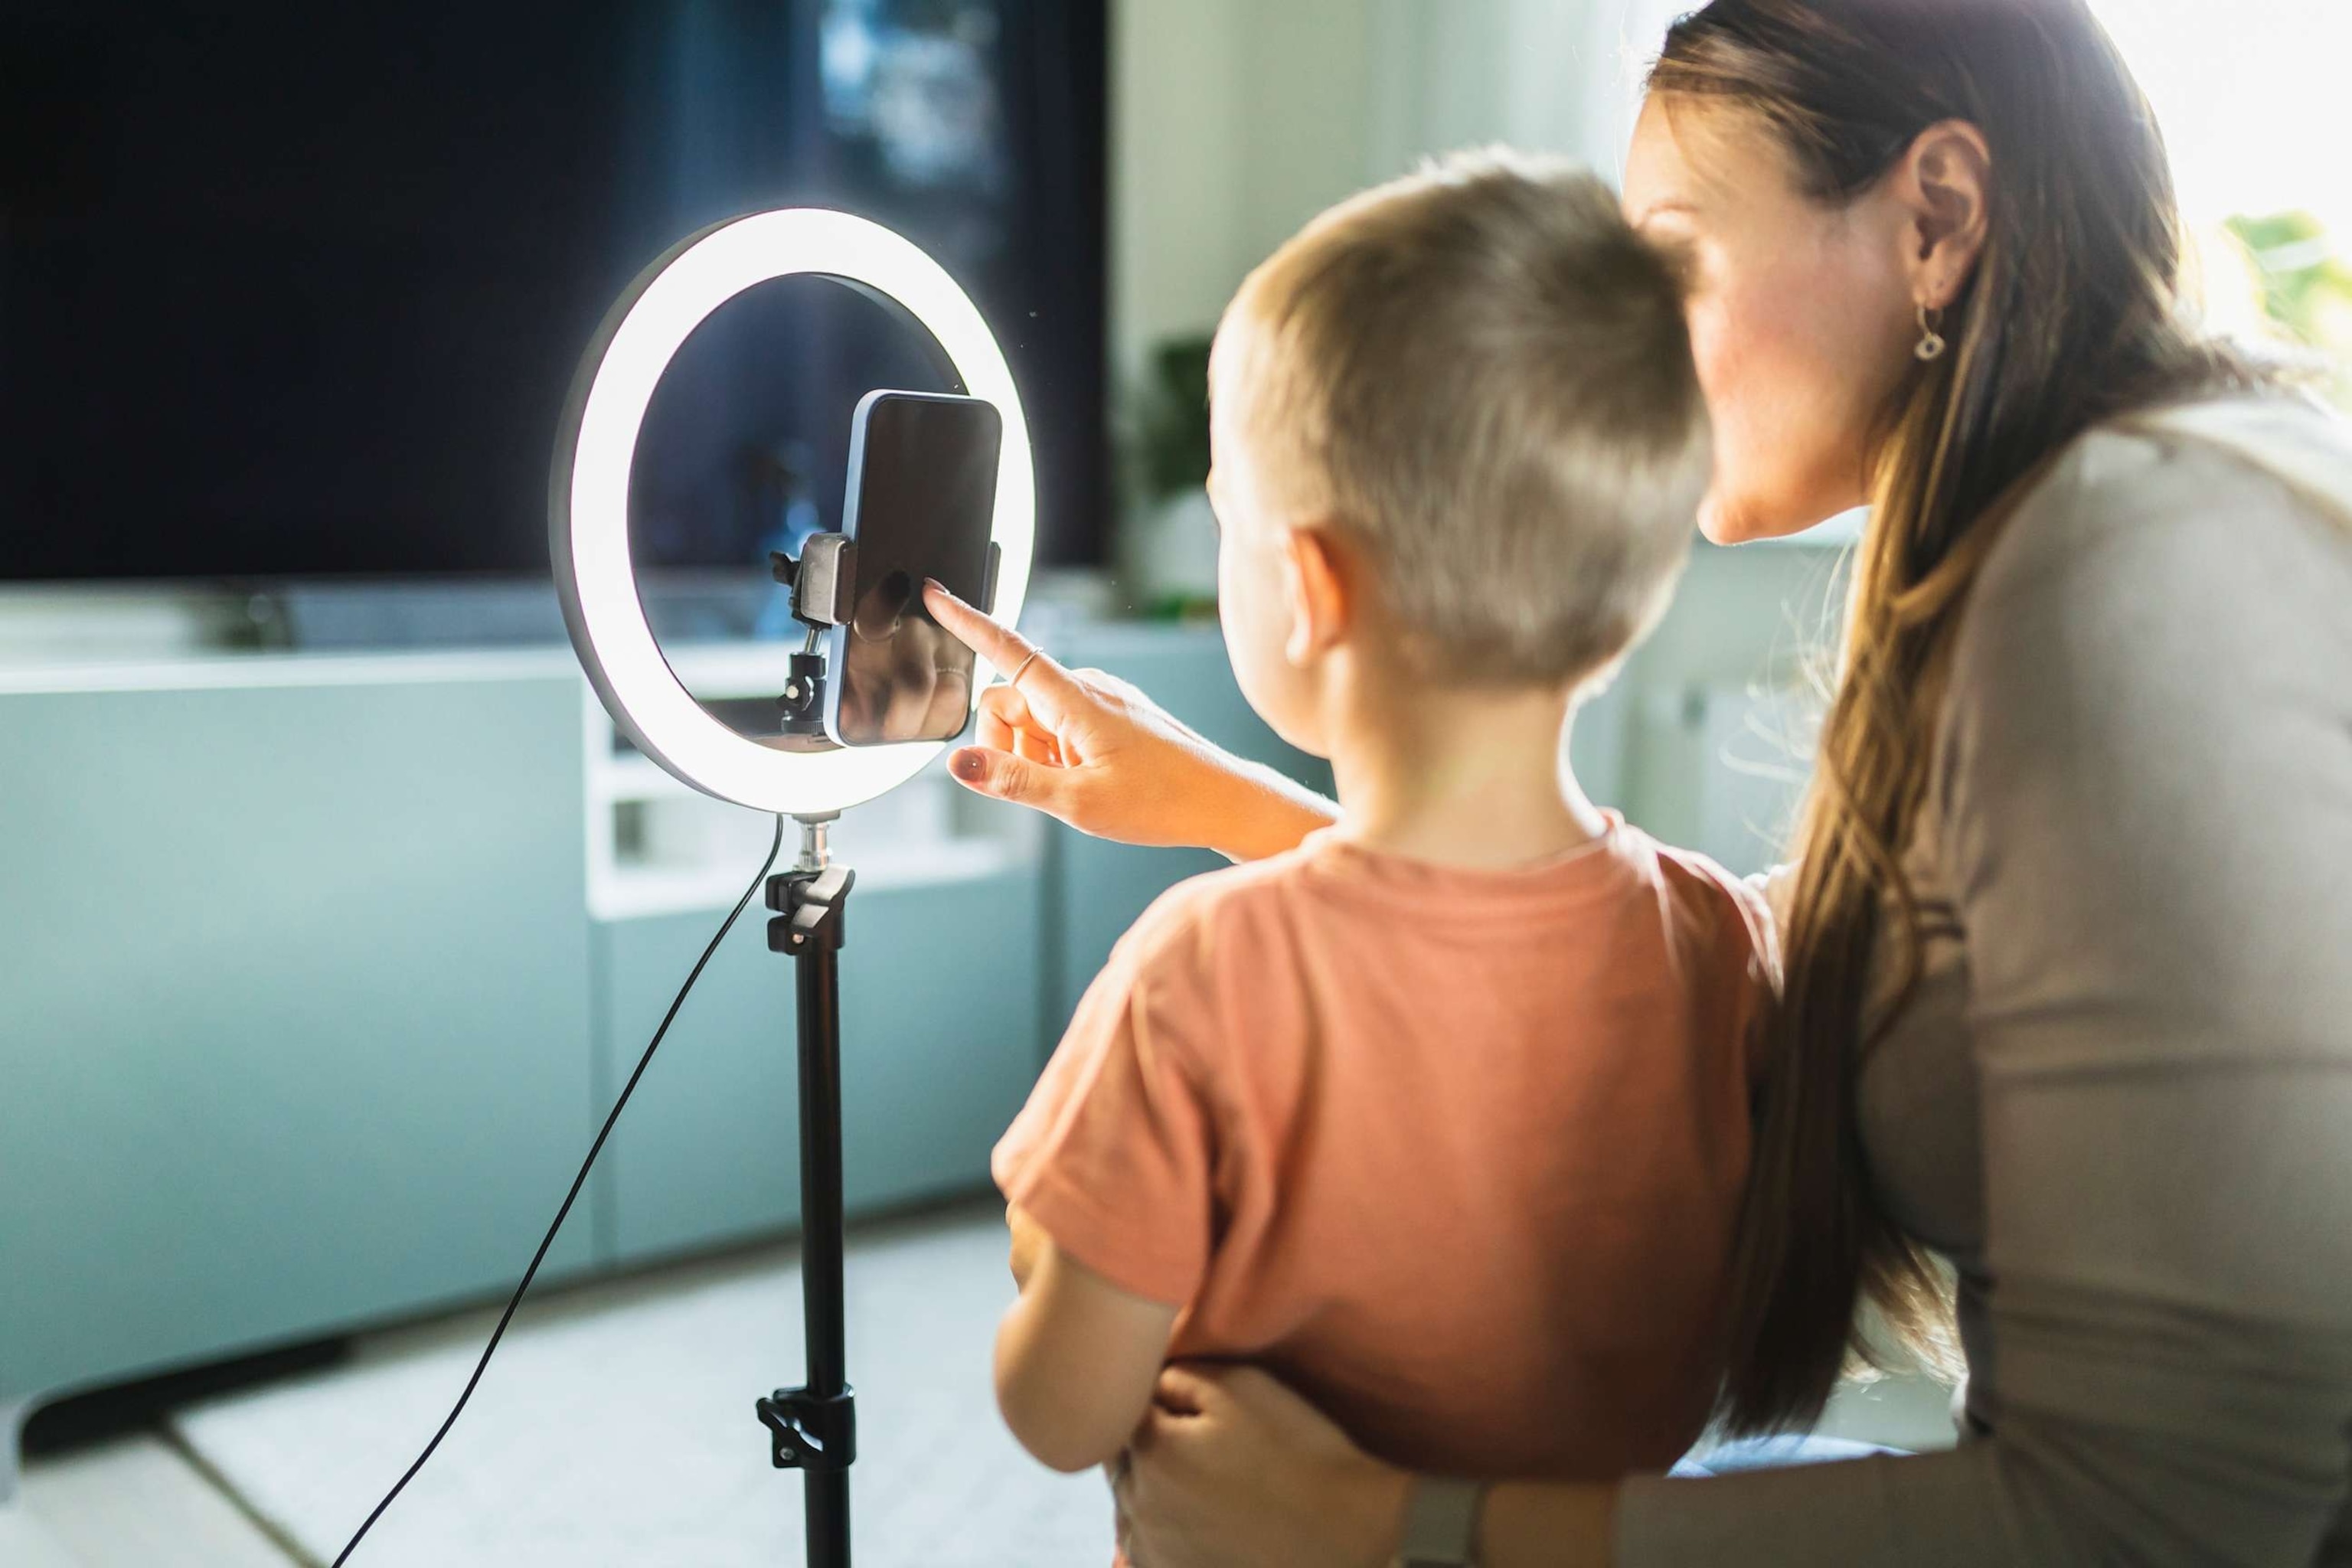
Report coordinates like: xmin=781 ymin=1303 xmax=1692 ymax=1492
xmin=756 ymin=813 xmax=855 ymax=1568
xmin=795 ymin=902 xmax=851 ymax=1567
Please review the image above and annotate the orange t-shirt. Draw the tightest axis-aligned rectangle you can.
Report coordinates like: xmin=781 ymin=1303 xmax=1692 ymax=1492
xmin=992 ymin=818 xmax=1770 ymax=1481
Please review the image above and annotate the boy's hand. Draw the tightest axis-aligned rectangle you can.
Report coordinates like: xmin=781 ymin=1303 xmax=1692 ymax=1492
xmin=1007 ymin=1203 xmax=1049 ymax=1291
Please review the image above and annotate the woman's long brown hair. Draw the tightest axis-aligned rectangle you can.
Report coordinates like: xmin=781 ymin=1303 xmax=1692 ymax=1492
xmin=1649 ymin=0 xmax=2267 ymax=1435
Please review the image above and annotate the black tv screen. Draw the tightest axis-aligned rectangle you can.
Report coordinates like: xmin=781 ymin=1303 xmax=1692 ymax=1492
xmin=0 ymin=0 xmax=1106 ymax=581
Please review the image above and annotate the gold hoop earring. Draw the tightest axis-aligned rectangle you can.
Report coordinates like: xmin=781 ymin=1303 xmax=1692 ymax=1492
xmin=1915 ymin=304 xmax=1948 ymax=363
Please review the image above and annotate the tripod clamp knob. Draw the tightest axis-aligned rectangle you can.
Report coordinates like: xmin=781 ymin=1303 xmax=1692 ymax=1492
xmin=767 ymin=864 xmax=855 ymax=954
xmin=756 ymin=1384 xmax=858 ymax=1472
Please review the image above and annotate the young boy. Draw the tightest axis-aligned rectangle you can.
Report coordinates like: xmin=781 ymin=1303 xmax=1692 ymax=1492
xmin=988 ymin=152 xmax=1766 ymax=1518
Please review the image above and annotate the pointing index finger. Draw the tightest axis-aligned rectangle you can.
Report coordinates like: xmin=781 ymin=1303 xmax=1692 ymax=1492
xmin=923 ymin=580 xmax=1057 ymax=691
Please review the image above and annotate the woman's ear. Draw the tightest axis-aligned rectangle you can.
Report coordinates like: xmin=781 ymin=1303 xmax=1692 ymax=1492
xmin=1278 ymin=525 xmax=1351 ymax=668
xmin=1893 ymin=119 xmax=1993 ymax=309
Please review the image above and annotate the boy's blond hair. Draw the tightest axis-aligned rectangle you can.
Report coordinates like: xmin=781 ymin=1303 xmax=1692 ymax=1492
xmin=1217 ymin=149 xmax=1711 ymax=687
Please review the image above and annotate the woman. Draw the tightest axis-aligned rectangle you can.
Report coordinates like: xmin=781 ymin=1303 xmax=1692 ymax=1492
xmin=931 ymin=1 xmax=2352 ymax=1561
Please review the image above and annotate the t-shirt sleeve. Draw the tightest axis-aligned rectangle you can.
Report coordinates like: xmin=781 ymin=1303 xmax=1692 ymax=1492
xmin=1721 ymin=866 xmax=1779 ymax=1082
xmin=991 ymin=896 xmax=1222 ymax=1308
xmin=1687 ymin=857 xmax=1780 ymax=1089
xmin=1745 ymin=863 xmax=1795 ymax=950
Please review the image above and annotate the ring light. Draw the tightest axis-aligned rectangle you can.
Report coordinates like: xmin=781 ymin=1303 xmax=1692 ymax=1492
xmin=551 ymin=208 xmax=1036 ymax=816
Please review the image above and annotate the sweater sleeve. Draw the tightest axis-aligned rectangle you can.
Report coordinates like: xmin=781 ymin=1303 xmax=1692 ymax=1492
xmin=1617 ymin=427 xmax=2352 ymax=1566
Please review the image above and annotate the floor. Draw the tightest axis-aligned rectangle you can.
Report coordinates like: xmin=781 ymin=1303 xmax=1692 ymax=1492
xmin=6 ymin=1431 xmax=296 ymax=1568
xmin=5 ymin=1200 xmax=1959 ymax=1567
xmin=8 ymin=1200 xmax=1111 ymax=1568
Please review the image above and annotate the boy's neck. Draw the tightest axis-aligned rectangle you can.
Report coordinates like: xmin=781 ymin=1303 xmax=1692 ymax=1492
xmin=1323 ymin=661 xmax=1608 ymax=871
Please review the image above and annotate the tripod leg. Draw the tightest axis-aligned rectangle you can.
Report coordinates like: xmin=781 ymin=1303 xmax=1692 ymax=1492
xmin=796 ymin=933 xmax=851 ymax=1567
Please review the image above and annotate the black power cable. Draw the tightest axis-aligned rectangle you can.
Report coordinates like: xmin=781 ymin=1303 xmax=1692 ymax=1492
xmin=332 ymin=814 xmax=786 ymax=1566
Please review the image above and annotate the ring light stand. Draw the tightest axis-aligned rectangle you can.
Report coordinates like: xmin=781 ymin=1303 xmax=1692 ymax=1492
xmin=550 ymin=209 xmax=1035 ymax=1568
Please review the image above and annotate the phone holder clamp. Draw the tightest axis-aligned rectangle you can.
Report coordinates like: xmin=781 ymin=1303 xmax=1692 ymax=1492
xmin=765 ymin=531 xmax=1002 ymax=740
xmin=773 ymin=535 xmax=860 ymax=631
xmin=769 ymin=540 xmax=858 ymax=737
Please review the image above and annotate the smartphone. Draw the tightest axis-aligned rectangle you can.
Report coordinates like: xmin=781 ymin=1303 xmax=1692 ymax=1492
xmin=823 ymin=390 xmax=1003 ymax=748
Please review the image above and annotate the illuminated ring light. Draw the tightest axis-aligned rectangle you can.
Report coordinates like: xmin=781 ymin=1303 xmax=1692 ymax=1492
xmin=551 ymin=209 xmax=1034 ymax=816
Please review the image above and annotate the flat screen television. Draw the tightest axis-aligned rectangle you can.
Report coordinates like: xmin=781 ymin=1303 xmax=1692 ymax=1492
xmin=0 ymin=0 xmax=1107 ymax=583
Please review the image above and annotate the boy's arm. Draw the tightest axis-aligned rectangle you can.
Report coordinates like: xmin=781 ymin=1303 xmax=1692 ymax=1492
xmin=995 ymin=1233 xmax=1179 ymax=1474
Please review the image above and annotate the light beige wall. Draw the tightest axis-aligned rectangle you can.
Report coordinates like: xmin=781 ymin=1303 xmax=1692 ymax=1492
xmin=1364 ymin=0 xmax=1621 ymax=172
xmin=1236 ymin=1 xmax=1380 ymax=265
xmin=1106 ymin=0 xmax=1681 ymax=386
xmin=1107 ymin=0 xmax=1246 ymax=382
xmin=1106 ymin=0 xmax=1379 ymax=386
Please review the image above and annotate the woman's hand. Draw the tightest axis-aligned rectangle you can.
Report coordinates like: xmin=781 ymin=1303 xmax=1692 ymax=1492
xmin=1112 ymin=1364 xmax=1409 ymax=1568
xmin=922 ymin=583 xmax=1336 ymax=860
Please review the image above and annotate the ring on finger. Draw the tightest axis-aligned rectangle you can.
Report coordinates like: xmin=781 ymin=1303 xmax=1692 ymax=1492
xmin=1006 ymin=648 xmax=1043 ymax=688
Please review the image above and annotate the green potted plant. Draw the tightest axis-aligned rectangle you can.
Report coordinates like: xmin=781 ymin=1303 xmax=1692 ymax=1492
xmin=1119 ymin=335 xmax=1221 ymax=618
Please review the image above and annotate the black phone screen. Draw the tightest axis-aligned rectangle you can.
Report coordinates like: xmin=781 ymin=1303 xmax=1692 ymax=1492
xmin=826 ymin=391 xmax=1003 ymax=747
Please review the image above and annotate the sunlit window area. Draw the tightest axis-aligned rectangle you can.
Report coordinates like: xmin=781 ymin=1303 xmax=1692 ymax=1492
xmin=1598 ymin=0 xmax=2352 ymax=402
xmin=2099 ymin=0 xmax=2352 ymax=401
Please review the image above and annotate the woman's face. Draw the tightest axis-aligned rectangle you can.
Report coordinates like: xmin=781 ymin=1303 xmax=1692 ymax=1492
xmin=1622 ymin=96 xmax=1919 ymax=544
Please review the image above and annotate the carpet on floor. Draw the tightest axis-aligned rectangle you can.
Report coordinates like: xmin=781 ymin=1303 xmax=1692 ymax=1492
xmin=169 ymin=1207 xmax=1116 ymax=1567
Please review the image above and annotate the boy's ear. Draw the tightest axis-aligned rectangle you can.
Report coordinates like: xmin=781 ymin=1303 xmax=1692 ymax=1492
xmin=1279 ymin=525 xmax=1351 ymax=667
